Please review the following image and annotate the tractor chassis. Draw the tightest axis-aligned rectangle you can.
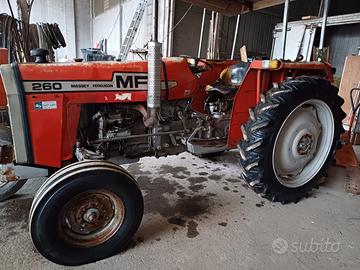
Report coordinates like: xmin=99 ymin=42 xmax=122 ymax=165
xmin=0 ymin=57 xmax=343 ymax=266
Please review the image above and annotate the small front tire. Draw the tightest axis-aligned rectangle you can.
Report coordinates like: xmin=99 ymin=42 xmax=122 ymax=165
xmin=29 ymin=161 xmax=143 ymax=266
xmin=0 ymin=180 xmax=27 ymax=202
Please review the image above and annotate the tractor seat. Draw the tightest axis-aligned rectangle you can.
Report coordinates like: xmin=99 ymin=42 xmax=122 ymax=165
xmin=205 ymin=82 xmax=238 ymax=95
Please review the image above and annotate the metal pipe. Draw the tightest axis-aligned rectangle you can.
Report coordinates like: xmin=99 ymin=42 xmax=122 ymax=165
xmin=281 ymin=0 xmax=290 ymax=59
xmin=152 ymin=0 xmax=159 ymax=41
xmin=318 ymin=0 xmax=324 ymax=17
xmin=319 ymin=0 xmax=330 ymax=49
xmin=92 ymin=130 xmax=185 ymax=144
xmin=167 ymin=0 xmax=175 ymax=56
xmin=274 ymin=12 xmax=360 ymax=30
xmin=6 ymin=0 xmax=15 ymax=18
xmin=214 ymin=12 xmax=221 ymax=59
xmin=163 ymin=0 xmax=169 ymax=56
xmin=231 ymin=14 xmax=240 ymax=60
xmin=119 ymin=0 xmax=123 ymax=53
xmin=147 ymin=0 xmax=162 ymax=125
xmin=147 ymin=42 xmax=162 ymax=109
xmin=198 ymin=8 xmax=206 ymax=58
xmin=207 ymin=11 xmax=215 ymax=59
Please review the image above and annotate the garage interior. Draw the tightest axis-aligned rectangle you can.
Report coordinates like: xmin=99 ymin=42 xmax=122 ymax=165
xmin=0 ymin=0 xmax=359 ymax=269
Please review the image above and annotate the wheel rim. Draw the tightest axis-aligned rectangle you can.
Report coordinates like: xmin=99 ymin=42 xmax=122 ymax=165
xmin=272 ymin=99 xmax=334 ymax=188
xmin=0 ymin=181 xmax=8 ymax=188
xmin=58 ymin=189 xmax=125 ymax=247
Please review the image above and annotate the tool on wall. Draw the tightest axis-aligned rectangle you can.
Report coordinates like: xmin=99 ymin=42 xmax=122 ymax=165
xmin=349 ymin=85 xmax=360 ymax=144
xmin=344 ymin=86 xmax=360 ymax=195
xmin=118 ymin=0 xmax=148 ymax=61
xmin=0 ymin=13 xmax=66 ymax=62
xmin=335 ymin=84 xmax=360 ymax=168
xmin=1 ymin=0 xmax=66 ymax=62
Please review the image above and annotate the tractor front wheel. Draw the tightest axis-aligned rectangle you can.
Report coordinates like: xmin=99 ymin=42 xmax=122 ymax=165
xmin=238 ymin=76 xmax=345 ymax=203
xmin=29 ymin=161 xmax=143 ymax=266
xmin=0 ymin=180 xmax=27 ymax=202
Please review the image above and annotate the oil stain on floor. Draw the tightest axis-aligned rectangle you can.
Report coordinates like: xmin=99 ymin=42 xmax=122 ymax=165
xmin=186 ymin=220 xmax=199 ymax=238
xmin=0 ymin=196 xmax=33 ymax=239
xmin=130 ymin=162 xmax=223 ymax=239
xmin=0 ymin=197 xmax=32 ymax=224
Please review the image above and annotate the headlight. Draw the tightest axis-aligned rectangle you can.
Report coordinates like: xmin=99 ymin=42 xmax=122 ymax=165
xmin=230 ymin=63 xmax=249 ymax=85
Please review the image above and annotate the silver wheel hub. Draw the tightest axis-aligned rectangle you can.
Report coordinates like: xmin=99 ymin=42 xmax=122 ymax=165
xmin=297 ymin=134 xmax=314 ymax=155
xmin=83 ymin=208 xmax=100 ymax=223
xmin=272 ymin=100 xmax=334 ymax=188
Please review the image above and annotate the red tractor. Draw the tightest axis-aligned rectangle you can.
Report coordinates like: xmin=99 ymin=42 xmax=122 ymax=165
xmin=0 ymin=39 xmax=345 ymax=265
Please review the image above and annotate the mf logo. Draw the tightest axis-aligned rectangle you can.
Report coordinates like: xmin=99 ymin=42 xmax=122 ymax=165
xmin=115 ymin=74 xmax=147 ymax=89
xmin=115 ymin=93 xmax=132 ymax=101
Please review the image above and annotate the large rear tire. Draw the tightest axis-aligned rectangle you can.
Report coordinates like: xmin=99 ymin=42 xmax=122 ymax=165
xmin=238 ymin=76 xmax=345 ymax=203
xmin=29 ymin=161 xmax=143 ymax=266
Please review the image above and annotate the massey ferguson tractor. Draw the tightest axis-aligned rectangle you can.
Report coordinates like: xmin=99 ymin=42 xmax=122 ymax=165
xmin=0 ymin=4 xmax=345 ymax=267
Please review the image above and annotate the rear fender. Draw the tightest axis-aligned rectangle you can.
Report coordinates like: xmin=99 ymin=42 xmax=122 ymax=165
xmin=227 ymin=60 xmax=333 ymax=148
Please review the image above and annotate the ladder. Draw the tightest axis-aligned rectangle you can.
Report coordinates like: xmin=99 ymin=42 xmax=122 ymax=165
xmin=118 ymin=0 xmax=148 ymax=61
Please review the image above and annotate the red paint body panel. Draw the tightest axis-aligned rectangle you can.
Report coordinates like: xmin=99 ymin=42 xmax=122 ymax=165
xmin=20 ymin=58 xmax=234 ymax=167
xmin=227 ymin=60 xmax=334 ymax=148
xmin=19 ymin=58 xmax=233 ymax=100
xmin=15 ymin=58 xmax=333 ymax=167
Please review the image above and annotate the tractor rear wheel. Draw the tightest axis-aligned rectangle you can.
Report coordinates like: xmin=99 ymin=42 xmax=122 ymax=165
xmin=238 ymin=76 xmax=345 ymax=203
xmin=29 ymin=160 xmax=143 ymax=266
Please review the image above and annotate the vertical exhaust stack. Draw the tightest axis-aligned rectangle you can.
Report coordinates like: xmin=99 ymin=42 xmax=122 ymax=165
xmin=147 ymin=0 xmax=162 ymax=148
xmin=318 ymin=0 xmax=330 ymax=61
xmin=147 ymin=42 xmax=162 ymax=115
xmin=147 ymin=0 xmax=162 ymax=118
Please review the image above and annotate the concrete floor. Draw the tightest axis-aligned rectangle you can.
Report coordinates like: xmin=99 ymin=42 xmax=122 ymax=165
xmin=0 ymin=149 xmax=359 ymax=270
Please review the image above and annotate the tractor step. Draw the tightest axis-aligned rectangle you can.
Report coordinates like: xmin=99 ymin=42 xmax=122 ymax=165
xmin=186 ymin=137 xmax=227 ymax=156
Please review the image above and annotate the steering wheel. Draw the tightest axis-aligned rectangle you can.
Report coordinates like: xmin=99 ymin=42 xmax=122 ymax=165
xmin=180 ymin=55 xmax=213 ymax=74
xmin=196 ymin=58 xmax=213 ymax=72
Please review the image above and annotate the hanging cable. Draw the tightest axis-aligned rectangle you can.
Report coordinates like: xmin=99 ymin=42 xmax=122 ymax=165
xmin=107 ymin=10 xmax=121 ymax=40
xmin=6 ymin=0 xmax=15 ymax=18
xmin=169 ymin=3 xmax=193 ymax=34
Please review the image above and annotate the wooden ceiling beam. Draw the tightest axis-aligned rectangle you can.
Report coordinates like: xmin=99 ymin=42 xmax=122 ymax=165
xmin=253 ymin=0 xmax=295 ymax=11
xmin=181 ymin=0 xmax=252 ymax=16
xmin=181 ymin=0 xmax=292 ymax=16
xmin=253 ymin=0 xmax=285 ymax=10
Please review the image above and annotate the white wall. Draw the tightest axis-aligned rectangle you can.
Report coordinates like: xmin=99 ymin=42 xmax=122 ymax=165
xmin=91 ymin=2 xmax=122 ymax=57
xmin=0 ymin=0 xmax=92 ymax=60
xmin=1 ymin=0 xmax=171 ymax=61
xmin=75 ymin=0 xmax=92 ymax=58
xmin=91 ymin=0 xmax=167 ymax=60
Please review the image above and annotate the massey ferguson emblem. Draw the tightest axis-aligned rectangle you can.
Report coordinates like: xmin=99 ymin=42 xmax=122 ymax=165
xmin=23 ymin=72 xmax=176 ymax=92
xmin=115 ymin=75 xmax=147 ymax=89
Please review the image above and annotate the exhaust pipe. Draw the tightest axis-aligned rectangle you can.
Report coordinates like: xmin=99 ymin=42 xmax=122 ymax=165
xmin=147 ymin=0 xmax=162 ymax=111
xmin=147 ymin=0 xmax=162 ymax=115
xmin=147 ymin=40 xmax=162 ymax=113
xmin=146 ymin=0 xmax=162 ymax=149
